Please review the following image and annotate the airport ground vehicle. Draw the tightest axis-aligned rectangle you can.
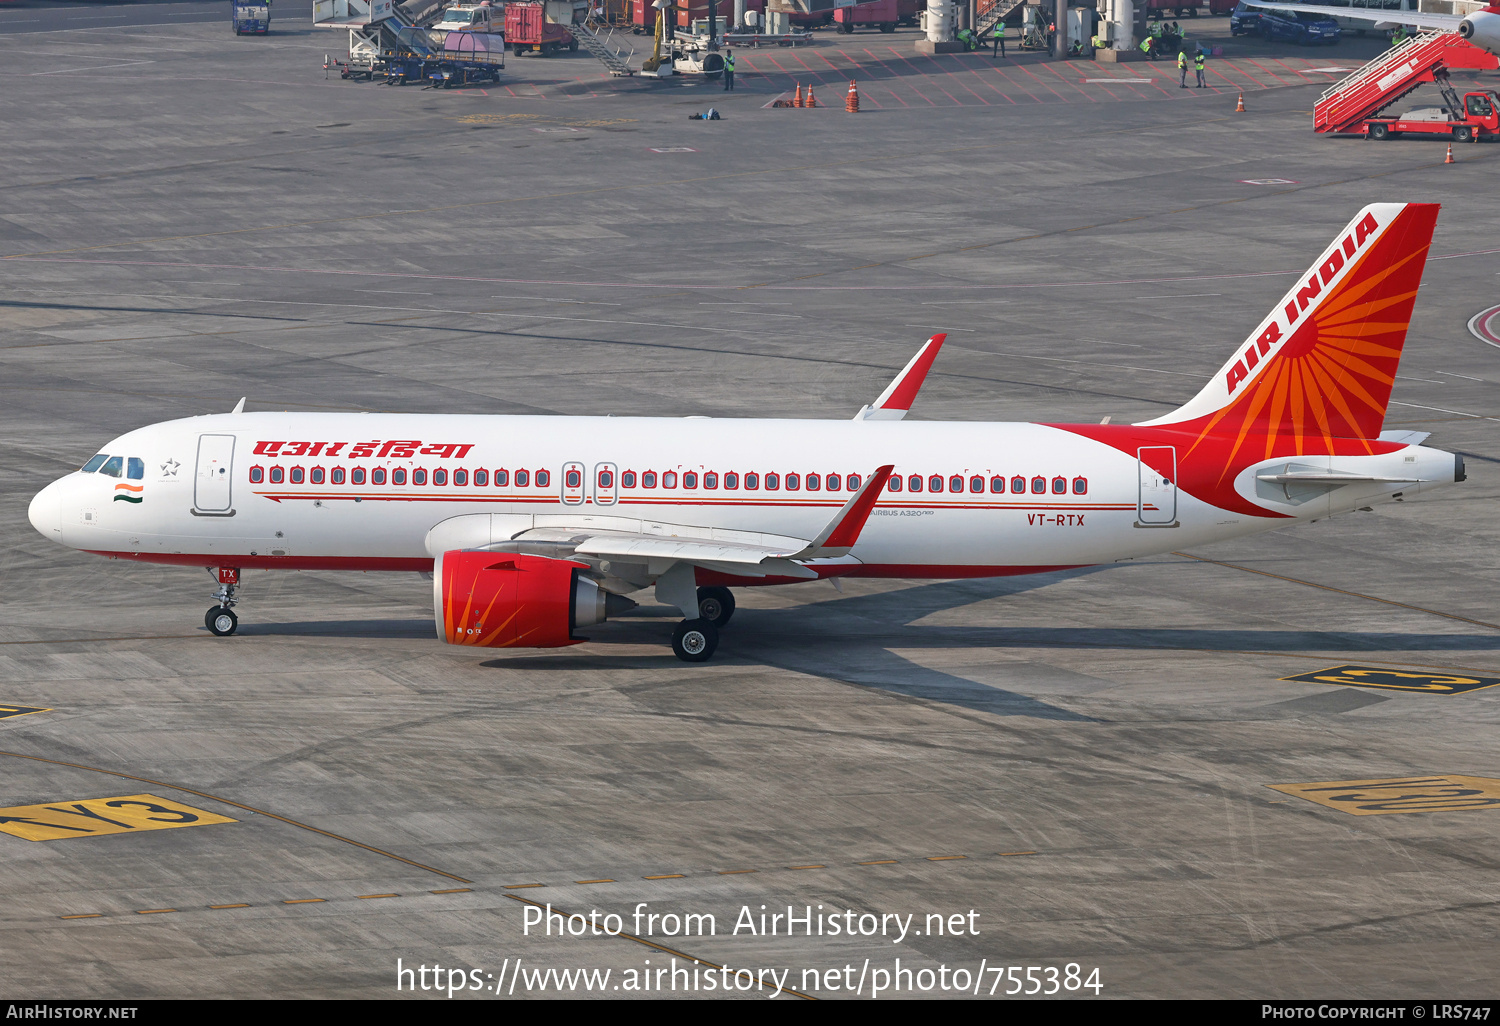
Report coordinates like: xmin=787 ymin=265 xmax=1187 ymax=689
xmin=1363 ymin=87 xmax=1499 ymax=139
xmin=1314 ymin=31 xmax=1498 ymax=133
xmin=1260 ymin=7 xmax=1342 ymax=41
xmin=28 ymin=204 xmax=1461 ymax=663
xmin=1248 ymin=1 xmax=1500 ymax=56
xmin=833 ymin=0 xmax=899 ymax=33
xmin=507 ymin=1 xmax=578 ymax=54
xmin=384 ymin=29 xmax=507 ymax=85
xmin=1230 ymin=2 xmax=1266 ymax=32
xmin=232 ymin=0 xmax=272 ymax=34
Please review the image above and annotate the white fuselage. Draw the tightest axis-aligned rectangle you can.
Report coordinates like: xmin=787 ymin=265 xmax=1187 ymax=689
xmin=27 ymin=412 xmax=1459 ymax=579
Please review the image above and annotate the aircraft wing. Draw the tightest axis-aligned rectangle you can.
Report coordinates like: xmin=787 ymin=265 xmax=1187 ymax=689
xmin=854 ymin=335 xmax=945 ymax=421
xmin=1242 ymin=2 xmax=1464 ymax=30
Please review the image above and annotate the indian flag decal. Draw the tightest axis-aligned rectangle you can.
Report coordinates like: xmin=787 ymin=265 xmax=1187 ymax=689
xmin=113 ymin=483 xmax=143 ymax=504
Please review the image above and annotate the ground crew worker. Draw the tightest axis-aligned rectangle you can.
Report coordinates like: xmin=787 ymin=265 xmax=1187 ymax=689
xmin=1194 ymin=47 xmax=1206 ymax=87
xmin=1390 ymin=24 xmax=1407 ymax=46
xmin=722 ymin=48 xmax=735 ymax=90
xmin=1140 ymin=34 xmax=1155 ymax=59
xmin=992 ymin=21 xmax=1006 ymax=56
xmin=1178 ymin=48 xmax=1187 ymax=87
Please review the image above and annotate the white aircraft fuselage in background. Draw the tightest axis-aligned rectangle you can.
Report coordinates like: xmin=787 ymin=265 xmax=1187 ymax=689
xmin=26 ymin=203 xmax=1464 ymax=661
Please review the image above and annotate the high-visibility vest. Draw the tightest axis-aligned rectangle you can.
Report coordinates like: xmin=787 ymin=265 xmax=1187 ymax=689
xmin=1177 ymin=51 xmax=1186 ymax=68
xmin=993 ymin=24 xmax=1004 ymax=37
xmin=1195 ymin=54 xmax=1204 ymax=69
xmin=724 ymin=54 xmax=734 ymax=71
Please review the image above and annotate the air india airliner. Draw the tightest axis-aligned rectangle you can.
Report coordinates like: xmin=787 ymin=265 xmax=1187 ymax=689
xmin=27 ymin=202 xmax=1462 ymax=661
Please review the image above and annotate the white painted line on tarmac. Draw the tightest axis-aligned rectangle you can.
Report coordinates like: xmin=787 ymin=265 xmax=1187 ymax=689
xmin=1133 ymin=293 xmax=1221 ymax=299
xmin=1437 ymin=370 xmax=1484 ymax=382
xmin=31 ymin=60 xmax=154 ymax=76
xmin=1469 ymin=306 xmax=1500 ymax=348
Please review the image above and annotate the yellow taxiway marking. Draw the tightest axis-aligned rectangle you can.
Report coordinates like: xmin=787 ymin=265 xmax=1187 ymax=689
xmin=209 ymin=904 xmax=250 ymax=909
xmin=357 ymin=894 xmax=399 ymax=899
xmin=789 ymin=865 xmax=826 ymax=870
xmin=644 ymin=874 xmax=685 ymax=880
xmin=60 ymin=914 xmax=102 ymax=920
xmin=1270 ymin=776 xmax=1500 ymax=816
xmin=430 ymin=888 xmax=472 ymax=894
xmin=135 ymin=908 xmax=176 ymax=915
xmin=857 ymin=860 xmax=899 ymax=865
xmin=503 ymin=883 xmax=545 ymax=889
xmin=0 ymin=793 xmax=235 ymax=842
xmin=575 ymin=879 xmax=615 ymax=885
xmin=282 ymin=898 xmax=325 ymax=905
xmin=1281 ymin=664 xmax=1500 ymax=696
xmin=716 ymin=869 xmax=756 ymax=875
xmin=927 ymin=855 xmax=967 ymax=861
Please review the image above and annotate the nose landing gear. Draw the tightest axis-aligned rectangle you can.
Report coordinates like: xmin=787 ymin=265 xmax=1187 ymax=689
xmin=206 ymin=567 xmax=240 ymax=636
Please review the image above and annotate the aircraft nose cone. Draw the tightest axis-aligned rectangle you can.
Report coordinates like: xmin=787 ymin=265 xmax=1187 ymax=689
xmin=28 ymin=479 xmax=64 ymax=541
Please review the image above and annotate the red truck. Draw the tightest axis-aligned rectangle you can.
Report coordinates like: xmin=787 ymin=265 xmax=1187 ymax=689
xmin=832 ymin=0 xmax=921 ymax=33
xmin=506 ymin=2 xmax=577 ymax=54
xmin=1363 ymin=89 xmax=1500 ymax=141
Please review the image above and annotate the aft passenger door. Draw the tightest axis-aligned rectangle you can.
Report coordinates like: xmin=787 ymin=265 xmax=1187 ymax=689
xmin=1137 ymin=446 xmax=1177 ymax=526
xmin=194 ymin=434 xmax=235 ymax=514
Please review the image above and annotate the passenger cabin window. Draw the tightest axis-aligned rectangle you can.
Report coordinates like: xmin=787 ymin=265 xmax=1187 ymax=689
xmin=703 ymin=472 xmax=717 ymax=489
xmin=949 ymin=475 xmax=964 ymax=493
xmin=723 ymin=472 xmax=737 ymax=489
xmin=887 ymin=475 xmax=902 ymax=492
xmin=454 ymin=469 xmax=468 ymax=486
xmin=908 ymin=474 xmax=922 ymax=492
xmin=372 ymin=468 xmax=387 ymax=485
xmin=535 ymin=469 xmax=550 ymax=487
xmin=662 ymin=471 xmax=677 ymax=488
xmin=765 ymin=473 xmax=779 ymax=490
xmin=1011 ymin=475 xmax=1025 ymax=494
xmin=970 ymin=476 xmax=983 ymax=494
xmin=475 ymin=469 xmax=488 ymax=486
xmin=250 ymin=466 xmax=265 ymax=483
xmin=434 ymin=469 xmax=448 ymax=486
xmin=642 ymin=470 xmax=656 ymax=488
xmin=82 ymin=455 xmax=109 ymax=473
xmin=598 ymin=469 xmax=612 ymax=488
xmin=786 ymin=473 xmax=800 ymax=491
xmin=312 ymin=467 xmax=326 ymax=484
xmin=270 ymin=467 xmax=285 ymax=484
xmin=1052 ymin=476 xmax=1066 ymax=495
xmin=847 ymin=474 xmax=860 ymax=491
xmin=566 ymin=469 xmax=582 ymax=488
xmin=351 ymin=468 xmax=366 ymax=485
xmin=928 ymin=475 xmax=943 ymax=493
xmin=413 ymin=468 xmax=427 ymax=486
xmin=990 ymin=476 xmax=1004 ymax=493
xmin=1031 ymin=476 xmax=1045 ymax=494
xmin=744 ymin=472 xmax=758 ymax=490
xmin=127 ymin=458 xmax=145 ymax=480
xmin=494 ymin=469 xmax=509 ymax=486
xmin=100 ymin=456 xmax=124 ymax=478
xmin=515 ymin=469 xmax=529 ymax=487
xmin=805 ymin=473 xmax=819 ymax=491
xmin=292 ymin=467 xmax=306 ymax=484
xmin=332 ymin=468 xmax=346 ymax=485
xmin=622 ymin=470 xmax=636 ymax=488
xmin=1073 ymin=477 xmax=1088 ymax=495
xmin=683 ymin=471 xmax=698 ymax=489
xmin=391 ymin=468 xmax=405 ymax=485
xmin=827 ymin=474 xmax=841 ymax=491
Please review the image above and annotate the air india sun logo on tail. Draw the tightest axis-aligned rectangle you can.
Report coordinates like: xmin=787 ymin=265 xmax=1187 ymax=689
xmin=112 ymin=483 xmax=143 ymax=504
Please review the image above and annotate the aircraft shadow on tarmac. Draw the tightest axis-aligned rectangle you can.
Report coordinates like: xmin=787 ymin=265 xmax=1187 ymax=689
xmin=241 ymin=570 xmax=1500 ymax=722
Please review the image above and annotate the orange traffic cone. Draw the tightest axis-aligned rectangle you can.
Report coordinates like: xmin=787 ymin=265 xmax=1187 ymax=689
xmin=846 ymin=79 xmax=859 ymax=112
xmin=793 ymin=83 xmax=803 ymax=107
xmin=1235 ymin=91 xmax=1245 ymax=112
xmin=806 ymin=84 xmax=817 ymax=107
xmin=1445 ymin=143 xmax=1455 ymax=163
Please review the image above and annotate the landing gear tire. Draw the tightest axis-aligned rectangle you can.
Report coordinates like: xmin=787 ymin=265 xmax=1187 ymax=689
xmin=696 ymin=586 xmax=735 ymax=627
xmin=206 ymin=607 xmax=238 ymax=636
xmin=672 ymin=618 xmax=718 ymax=662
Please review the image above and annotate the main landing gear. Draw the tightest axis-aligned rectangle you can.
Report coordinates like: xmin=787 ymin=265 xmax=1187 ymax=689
xmin=669 ymin=587 xmax=737 ymax=662
xmin=206 ymin=567 xmax=240 ymax=636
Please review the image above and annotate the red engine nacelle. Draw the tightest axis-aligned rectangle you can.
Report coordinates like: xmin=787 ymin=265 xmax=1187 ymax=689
xmin=436 ymin=551 xmax=611 ymax=648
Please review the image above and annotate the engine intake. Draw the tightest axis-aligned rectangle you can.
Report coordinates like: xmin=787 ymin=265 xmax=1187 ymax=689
xmin=436 ymin=550 xmax=630 ymax=648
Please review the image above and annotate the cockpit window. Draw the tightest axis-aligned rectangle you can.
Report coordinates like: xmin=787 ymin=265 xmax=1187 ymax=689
xmin=82 ymin=455 xmax=109 ymax=473
xmin=127 ymin=457 xmax=145 ymax=480
xmin=99 ymin=456 xmax=124 ymax=478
